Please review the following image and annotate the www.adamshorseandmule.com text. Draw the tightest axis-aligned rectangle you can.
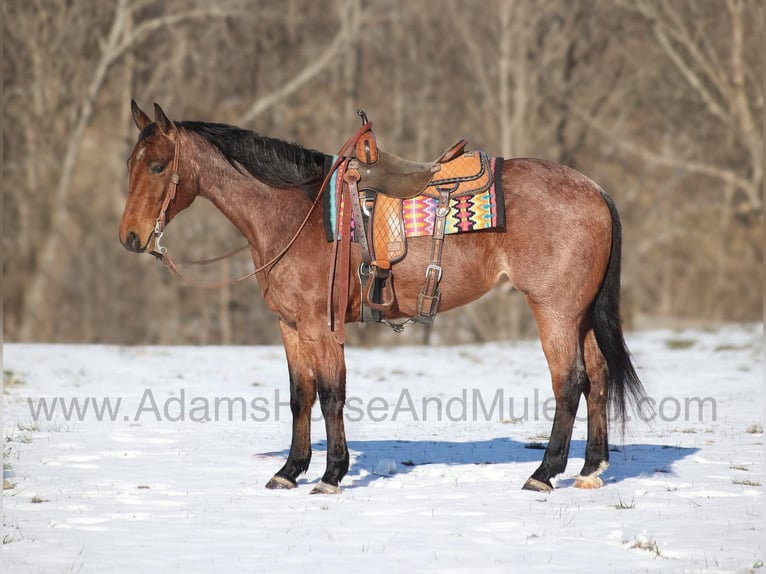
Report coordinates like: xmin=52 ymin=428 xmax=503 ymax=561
xmin=23 ymin=387 xmax=716 ymax=425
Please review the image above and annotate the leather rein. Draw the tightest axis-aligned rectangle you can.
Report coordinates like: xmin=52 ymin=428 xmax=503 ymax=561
xmin=149 ymin=122 xmax=372 ymax=290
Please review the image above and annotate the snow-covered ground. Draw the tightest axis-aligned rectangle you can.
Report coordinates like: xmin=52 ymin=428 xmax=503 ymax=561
xmin=3 ymin=324 xmax=763 ymax=573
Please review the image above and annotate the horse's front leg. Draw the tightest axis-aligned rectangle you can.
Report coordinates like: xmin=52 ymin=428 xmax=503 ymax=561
xmin=310 ymin=330 xmax=349 ymax=494
xmin=265 ymin=321 xmax=317 ymax=490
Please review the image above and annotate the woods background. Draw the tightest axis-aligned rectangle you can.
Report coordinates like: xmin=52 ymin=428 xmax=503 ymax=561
xmin=3 ymin=0 xmax=763 ymax=346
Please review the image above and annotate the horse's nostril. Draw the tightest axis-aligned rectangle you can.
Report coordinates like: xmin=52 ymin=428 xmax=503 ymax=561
xmin=125 ymin=231 xmax=142 ymax=252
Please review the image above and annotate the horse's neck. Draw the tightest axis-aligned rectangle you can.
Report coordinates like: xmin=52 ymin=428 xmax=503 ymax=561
xmin=189 ymin=140 xmax=316 ymax=267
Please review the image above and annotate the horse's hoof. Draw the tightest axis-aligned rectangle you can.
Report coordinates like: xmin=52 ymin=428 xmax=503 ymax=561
xmin=574 ymin=461 xmax=608 ymax=489
xmin=310 ymin=481 xmax=341 ymax=495
xmin=574 ymin=475 xmax=604 ymax=489
xmin=522 ymin=477 xmax=553 ymax=493
xmin=265 ymin=475 xmax=296 ymax=490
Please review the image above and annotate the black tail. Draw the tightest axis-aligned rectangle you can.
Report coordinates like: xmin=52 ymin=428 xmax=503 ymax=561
xmin=593 ymin=191 xmax=649 ymax=433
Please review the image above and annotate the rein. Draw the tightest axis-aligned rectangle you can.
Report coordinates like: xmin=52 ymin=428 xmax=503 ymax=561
xmin=151 ymin=121 xmax=373 ymax=290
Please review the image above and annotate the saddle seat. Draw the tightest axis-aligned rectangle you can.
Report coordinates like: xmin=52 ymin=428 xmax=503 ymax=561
xmin=353 ymin=139 xmax=469 ymax=200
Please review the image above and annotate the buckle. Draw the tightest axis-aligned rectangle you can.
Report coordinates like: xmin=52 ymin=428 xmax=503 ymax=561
xmin=425 ymin=264 xmax=442 ymax=282
xmin=358 ymin=262 xmax=373 ymax=279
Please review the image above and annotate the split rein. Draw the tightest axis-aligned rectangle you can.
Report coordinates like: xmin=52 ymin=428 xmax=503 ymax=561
xmin=150 ymin=121 xmax=373 ymax=290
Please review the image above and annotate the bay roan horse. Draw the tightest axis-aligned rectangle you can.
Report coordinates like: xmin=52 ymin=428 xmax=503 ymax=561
xmin=120 ymin=101 xmax=647 ymax=494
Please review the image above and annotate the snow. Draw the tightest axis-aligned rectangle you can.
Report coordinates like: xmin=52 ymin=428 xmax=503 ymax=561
xmin=3 ymin=324 xmax=763 ymax=573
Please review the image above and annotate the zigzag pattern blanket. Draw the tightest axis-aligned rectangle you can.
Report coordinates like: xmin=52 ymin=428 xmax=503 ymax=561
xmin=323 ymin=156 xmax=505 ymax=241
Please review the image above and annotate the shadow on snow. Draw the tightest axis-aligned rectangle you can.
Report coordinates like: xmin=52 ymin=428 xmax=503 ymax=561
xmin=259 ymin=438 xmax=698 ymax=490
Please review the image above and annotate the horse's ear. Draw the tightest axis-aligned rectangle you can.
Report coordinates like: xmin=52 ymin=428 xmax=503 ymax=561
xmin=153 ymin=103 xmax=176 ymax=138
xmin=131 ymin=99 xmax=151 ymax=131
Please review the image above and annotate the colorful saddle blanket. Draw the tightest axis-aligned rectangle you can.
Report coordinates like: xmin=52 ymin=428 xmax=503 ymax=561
xmin=323 ymin=154 xmax=505 ymax=241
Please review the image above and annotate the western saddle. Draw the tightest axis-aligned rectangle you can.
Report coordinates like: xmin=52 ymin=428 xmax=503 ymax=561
xmin=327 ymin=110 xmax=493 ymax=342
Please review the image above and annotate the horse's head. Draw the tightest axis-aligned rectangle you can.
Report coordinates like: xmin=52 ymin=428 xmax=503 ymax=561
xmin=119 ymin=100 xmax=196 ymax=254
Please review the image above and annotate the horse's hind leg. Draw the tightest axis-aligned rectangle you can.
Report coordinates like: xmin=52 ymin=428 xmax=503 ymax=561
xmin=266 ymin=321 xmax=317 ymax=490
xmin=523 ymin=306 xmax=586 ymax=492
xmin=574 ymin=327 xmax=610 ymax=488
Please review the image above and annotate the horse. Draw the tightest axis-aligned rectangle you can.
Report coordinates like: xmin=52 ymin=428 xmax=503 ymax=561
xmin=119 ymin=101 xmax=647 ymax=494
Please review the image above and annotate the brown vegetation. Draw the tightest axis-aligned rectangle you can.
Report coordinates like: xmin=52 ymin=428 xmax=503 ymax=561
xmin=3 ymin=0 xmax=762 ymax=345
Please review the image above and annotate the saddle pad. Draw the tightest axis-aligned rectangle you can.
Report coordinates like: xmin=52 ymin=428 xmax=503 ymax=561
xmin=323 ymin=156 xmax=505 ymax=241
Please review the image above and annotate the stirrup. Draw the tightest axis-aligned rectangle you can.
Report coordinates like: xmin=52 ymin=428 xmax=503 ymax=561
xmin=363 ymin=266 xmax=395 ymax=312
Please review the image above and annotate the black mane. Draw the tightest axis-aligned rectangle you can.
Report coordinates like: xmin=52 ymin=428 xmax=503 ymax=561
xmin=178 ymin=121 xmax=329 ymax=198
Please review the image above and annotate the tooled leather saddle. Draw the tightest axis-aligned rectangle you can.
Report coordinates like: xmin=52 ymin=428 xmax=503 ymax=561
xmin=327 ymin=110 xmax=496 ymax=340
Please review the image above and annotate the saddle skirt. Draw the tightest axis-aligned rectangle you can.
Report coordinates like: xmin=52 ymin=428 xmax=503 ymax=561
xmin=423 ymin=151 xmax=494 ymax=198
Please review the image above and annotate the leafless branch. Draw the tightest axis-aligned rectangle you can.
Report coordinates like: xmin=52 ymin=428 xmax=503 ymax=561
xmin=237 ymin=0 xmax=359 ymax=126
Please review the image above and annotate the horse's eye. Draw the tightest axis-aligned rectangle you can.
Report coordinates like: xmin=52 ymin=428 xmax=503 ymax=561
xmin=150 ymin=162 xmax=166 ymax=174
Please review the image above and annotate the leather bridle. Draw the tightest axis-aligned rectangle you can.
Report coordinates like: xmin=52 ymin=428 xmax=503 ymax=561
xmin=148 ymin=122 xmax=372 ymax=290
xmin=149 ymin=133 xmax=181 ymax=259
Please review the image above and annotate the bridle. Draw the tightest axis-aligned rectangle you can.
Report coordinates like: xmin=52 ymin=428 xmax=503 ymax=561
xmin=147 ymin=131 xmax=265 ymax=285
xmin=149 ymin=133 xmax=181 ymax=259
xmin=147 ymin=121 xmax=373 ymax=289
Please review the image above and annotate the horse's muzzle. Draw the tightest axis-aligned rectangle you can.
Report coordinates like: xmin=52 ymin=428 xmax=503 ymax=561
xmin=122 ymin=230 xmax=145 ymax=253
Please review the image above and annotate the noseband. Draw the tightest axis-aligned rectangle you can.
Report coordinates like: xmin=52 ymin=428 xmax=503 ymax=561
xmin=150 ymin=134 xmax=182 ymax=258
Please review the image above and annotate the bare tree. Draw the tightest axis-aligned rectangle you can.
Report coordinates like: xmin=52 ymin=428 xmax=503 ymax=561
xmin=8 ymin=0 xmax=241 ymax=340
xmin=3 ymin=0 xmax=762 ymax=345
xmin=586 ymin=0 xmax=762 ymax=215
